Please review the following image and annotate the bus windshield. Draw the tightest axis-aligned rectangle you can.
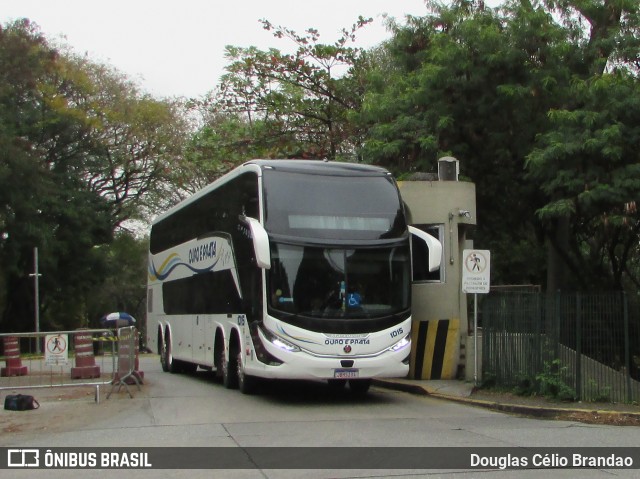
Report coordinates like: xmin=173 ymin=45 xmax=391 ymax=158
xmin=263 ymin=169 xmax=406 ymax=241
xmin=268 ymin=242 xmax=410 ymax=323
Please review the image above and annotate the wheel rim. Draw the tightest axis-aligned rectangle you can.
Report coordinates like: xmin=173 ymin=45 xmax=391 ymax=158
xmin=215 ymin=343 xmax=224 ymax=379
xmin=222 ymin=351 xmax=229 ymax=379
xmin=165 ymin=335 xmax=173 ymax=370
xmin=237 ymin=350 xmax=244 ymax=387
xmin=159 ymin=331 xmax=168 ymax=370
xmin=160 ymin=340 xmax=166 ymax=366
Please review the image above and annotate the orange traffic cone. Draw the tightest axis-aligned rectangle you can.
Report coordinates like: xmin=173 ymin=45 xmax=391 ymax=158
xmin=70 ymin=330 xmax=101 ymax=379
xmin=1 ymin=336 xmax=28 ymax=377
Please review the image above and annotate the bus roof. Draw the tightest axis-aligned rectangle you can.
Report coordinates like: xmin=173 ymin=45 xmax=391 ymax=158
xmin=152 ymin=160 xmax=393 ymax=225
xmin=244 ymin=159 xmax=392 ymax=177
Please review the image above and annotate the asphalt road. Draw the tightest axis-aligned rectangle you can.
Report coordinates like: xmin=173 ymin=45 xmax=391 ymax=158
xmin=2 ymin=355 xmax=640 ymax=478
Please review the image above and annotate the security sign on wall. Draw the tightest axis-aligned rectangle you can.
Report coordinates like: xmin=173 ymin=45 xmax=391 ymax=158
xmin=462 ymin=249 xmax=491 ymax=294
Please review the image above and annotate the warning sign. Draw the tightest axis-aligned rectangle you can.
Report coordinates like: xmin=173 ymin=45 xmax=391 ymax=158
xmin=462 ymin=249 xmax=491 ymax=294
xmin=45 ymin=333 xmax=69 ymax=366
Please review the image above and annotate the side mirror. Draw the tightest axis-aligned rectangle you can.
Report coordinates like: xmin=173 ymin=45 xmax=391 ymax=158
xmin=408 ymin=226 xmax=442 ymax=272
xmin=244 ymin=217 xmax=271 ymax=269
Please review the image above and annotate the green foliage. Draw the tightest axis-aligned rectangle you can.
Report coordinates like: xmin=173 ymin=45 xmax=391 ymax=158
xmin=0 ymin=19 xmax=184 ymax=332
xmin=527 ymin=70 xmax=640 ymax=290
xmin=172 ymin=114 xmax=279 ymax=193
xmin=210 ymin=17 xmax=373 ymax=162
xmin=497 ymin=361 xmax=576 ymax=401
xmin=586 ymin=379 xmax=612 ymax=403
xmin=85 ymin=232 xmax=148 ymax=329
xmin=3 ymin=0 xmax=640 ymax=335
xmin=512 ymin=374 xmax=536 ymax=396
xmin=356 ymin=1 xmax=568 ymax=285
xmin=0 ymin=20 xmax=108 ymax=330
xmin=355 ymin=0 xmax=640 ymax=290
xmin=535 ymin=359 xmax=577 ymax=401
xmin=479 ymin=371 xmax=496 ymax=389
xmin=62 ymin=55 xmax=189 ymax=225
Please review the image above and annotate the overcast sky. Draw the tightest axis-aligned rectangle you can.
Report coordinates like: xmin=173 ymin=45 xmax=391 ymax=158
xmin=2 ymin=0 xmax=432 ymax=98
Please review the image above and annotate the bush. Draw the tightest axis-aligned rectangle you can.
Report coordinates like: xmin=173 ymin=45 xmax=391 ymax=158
xmin=535 ymin=359 xmax=576 ymax=401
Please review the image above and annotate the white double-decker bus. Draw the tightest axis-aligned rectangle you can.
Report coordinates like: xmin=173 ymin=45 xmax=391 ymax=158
xmin=146 ymin=160 xmax=441 ymax=394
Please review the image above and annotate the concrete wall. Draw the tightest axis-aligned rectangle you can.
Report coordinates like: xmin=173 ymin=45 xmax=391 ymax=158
xmin=398 ymin=179 xmax=477 ymax=379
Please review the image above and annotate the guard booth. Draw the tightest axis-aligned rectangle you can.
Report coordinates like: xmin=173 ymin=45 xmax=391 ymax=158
xmin=399 ymin=157 xmax=477 ymax=380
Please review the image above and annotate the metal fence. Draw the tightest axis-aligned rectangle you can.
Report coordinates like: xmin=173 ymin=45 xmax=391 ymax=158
xmin=107 ymin=326 xmax=142 ymax=399
xmin=482 ymin=292 xmax=640 ymax=403
xmin=0 ymin=328 xmax=142 ymax=400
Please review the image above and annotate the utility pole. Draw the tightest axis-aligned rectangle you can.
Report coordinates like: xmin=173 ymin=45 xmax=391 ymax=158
xmin=28 ymin=247 xmax=42 ymax=354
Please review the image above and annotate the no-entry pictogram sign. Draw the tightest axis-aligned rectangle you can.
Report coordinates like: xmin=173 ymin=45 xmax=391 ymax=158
xmin=462 ymin=249 xmax=491 ymax=294
xmin=45 ymin=333 xmax=69 ymax=366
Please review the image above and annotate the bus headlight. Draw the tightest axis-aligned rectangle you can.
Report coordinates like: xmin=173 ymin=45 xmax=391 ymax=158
xmin=259 ymin=324 xmax=300 ymax=353
xmin=389 ymin=334 xmax=411 ymax=353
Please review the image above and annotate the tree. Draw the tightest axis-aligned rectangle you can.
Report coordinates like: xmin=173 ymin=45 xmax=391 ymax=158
xmin=173 ymin=113 xmax=281 ymax=194
xmin=60 ymin=55 xmax=189 ymax=227
xmin=520 ymin=0 xmax=640 ymax=291
xmin=0 ymin=20 xmax=113 ymax=331
xmin=0 ymin=20 xmax=190 ymax=331
xmin=85 ymin=232 xmax=148 ymax=329
xmin=524 ymin=0 xmax=640 ymax=291
xmin=543 ymin=0 xmax=640 ymax=76
xmin=358 ymin=1 xmax=571 ymax=285
xmin=357 ymin=0 xmax=640 ymax=291
xmin=212 ymin=17 xmax=373 ymax=162
xmin=527 ymin=70 xmax=640 ymax=291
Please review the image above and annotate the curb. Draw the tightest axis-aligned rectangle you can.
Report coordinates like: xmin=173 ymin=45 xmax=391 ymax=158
xmin=371 ymin=379 xmax=430 ymax=396
xmin=372 ymin=379 xmax=640 ymax=422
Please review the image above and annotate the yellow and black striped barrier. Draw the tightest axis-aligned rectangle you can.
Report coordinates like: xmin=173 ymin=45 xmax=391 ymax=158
xmin=410 ymin=319 xmax=460 ymax=380
xmin=94 ymin=336 xmax=118 ymax=342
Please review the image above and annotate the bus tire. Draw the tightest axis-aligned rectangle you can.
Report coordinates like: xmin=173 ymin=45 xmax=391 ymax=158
xmin=237 ymin=350 xmax=256 ymax=394
xmin=159 ymin=330 xmax=169 ymax=372
xmin=165 ymin=332 xmax=180 ymax=374
xmin=223 ymin=345 xmax=238 ymax=389
xmin=214 ymin=333 xmax=224 ymax=382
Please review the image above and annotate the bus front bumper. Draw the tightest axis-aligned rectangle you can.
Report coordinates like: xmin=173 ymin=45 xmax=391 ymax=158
xmin=246 ymin=339 xmax=411 ymax=380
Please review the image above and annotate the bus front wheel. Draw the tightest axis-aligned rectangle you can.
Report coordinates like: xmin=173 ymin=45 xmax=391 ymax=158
xmin=236 ymin=350 xmax=256 ymax=394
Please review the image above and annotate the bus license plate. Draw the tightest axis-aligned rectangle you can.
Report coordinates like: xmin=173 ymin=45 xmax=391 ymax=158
xmin=334 ymin=369 xmax=359 ymax=379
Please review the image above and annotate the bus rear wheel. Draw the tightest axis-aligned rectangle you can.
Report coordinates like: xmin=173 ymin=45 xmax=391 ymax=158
xmin=160 ymin=333 xmax=169 ymax=372
xmin=222 ymin=347 xmax=238 ymax=389
xmin=214 ymin=342 xmax=224 ymax=382
xmin=164 ymin=332 xmax=180 ymax=374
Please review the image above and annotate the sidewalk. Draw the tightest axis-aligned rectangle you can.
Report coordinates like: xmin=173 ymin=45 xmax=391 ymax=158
xmin=373 ymin=378 xmax=475 ymax=399
xmin=372 ymin=378 xmax=640 ymax=426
